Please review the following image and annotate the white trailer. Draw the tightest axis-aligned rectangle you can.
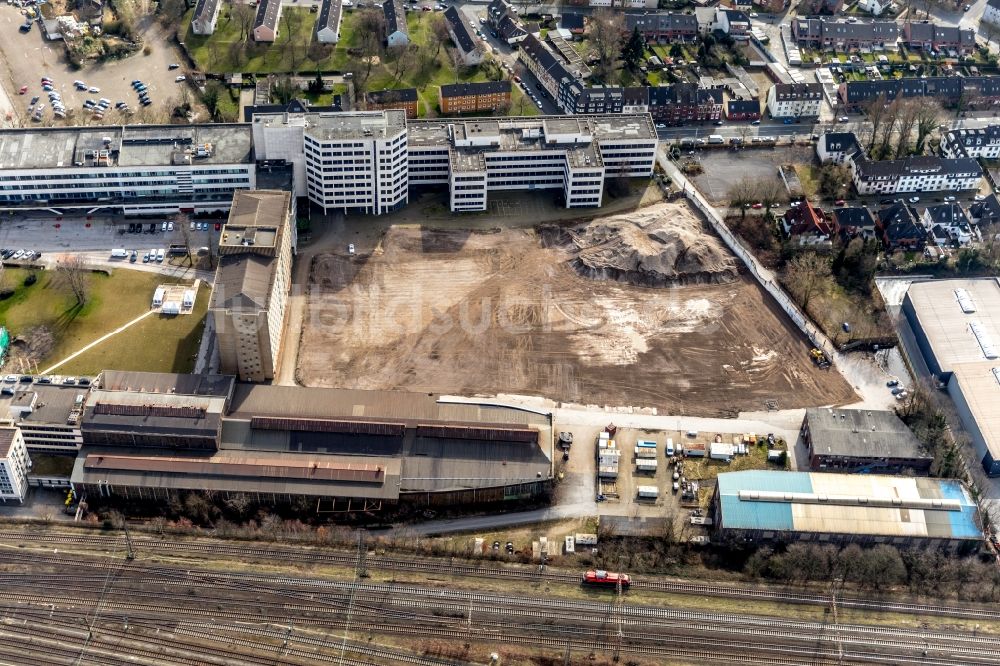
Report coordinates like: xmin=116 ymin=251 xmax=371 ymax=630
xmin=635 ymin=458 xmax=658 ymax=473
xmin=637 ymin=485 xmax=659 ymax=499
xmin=710 ymin=442 xmax=734 ymax=461
xmin=152 ymin=287 xmax=165 ymax=307
xmin=598 ymin=464 xmax=619 ymax=479
xmin=634 ymin=446 xmax=657 ymax=459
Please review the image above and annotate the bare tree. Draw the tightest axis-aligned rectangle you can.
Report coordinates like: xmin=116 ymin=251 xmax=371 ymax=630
xmin=727 ymin=177 xmax=762 ymax=218
xmin=784 ymin=252 xmax=831 ymax=310
xmin=283 ymin=8 xmax=308 ymax=71
xmin=175 ymin=212 xmax=194 ymax=266
xmin=428 ymin=13 xmax=450 ymax=57
xmin=875 ymin=102 xmax=899 ymax=159
xmin=388 ymin=44 xmax=417 ymax=82
xmin=54 ymin=256 xmax=90 ymax=307
xmin=588 ymin=10 xmax=625 ymax=83
xmin=863 ymin=92 xmax=891 ymax=154
xmin=894 ymin=98 xmax=921 ymax=157
xmin=757 ymin=178 xmax=786 ymax=213
xmin=912 ymin=98 xmax=940 ymax=154
xmin=233 ymin=4 xmax=255 ymax=44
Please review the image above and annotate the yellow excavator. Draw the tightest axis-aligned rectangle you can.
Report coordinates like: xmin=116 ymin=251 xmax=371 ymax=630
xmin=810 ymin=348 xmax=831 ymax=369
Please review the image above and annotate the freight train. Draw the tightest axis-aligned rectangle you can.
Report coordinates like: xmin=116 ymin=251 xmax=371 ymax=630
xmin=582 ymin=569 xmax=630 ymax=590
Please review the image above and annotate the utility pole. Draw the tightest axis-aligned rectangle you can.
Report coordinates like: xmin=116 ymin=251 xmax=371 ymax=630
xmin=831 ymin=577 xmax=843 ymax=665
xmin=612 ymin=571 xmax=623 ymax=663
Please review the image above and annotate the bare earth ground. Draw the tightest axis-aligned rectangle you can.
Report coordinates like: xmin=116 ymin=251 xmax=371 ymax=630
xmin=299 ymin=201 xmax=855 ymax=416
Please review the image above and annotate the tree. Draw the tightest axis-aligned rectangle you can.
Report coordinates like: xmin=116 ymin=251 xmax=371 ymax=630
xmin=388 ymin=44 xmax=417 ymax=82
xmin=757 ymin=179 xmax=785 ymax=213
xmin=272 ymin=76 xmax=298 ymax=104
xmin=232 ymin=3 xmax=255 ymax=44
xmin=54 ymin=255 xmax=90 ymax=307
xmin=175 ymin=212 xmax=194 ymax=267
xmin=893 ymin=97 xmax=921 ymax=157
xmin=428 ymin=13 xmax=450 ymax=57
xmin=862 ymin=92 xmax=891 ymax=153
xmin=588 ymin=10 xmax=625 ymax=83
xmin=784 ymin=252 xmax=831 ymax=309
xmin=669 ymin=43 xmax=683 ymax=59
xmin=347 ymin=58 xmax=373 ymax=103
xmin=914 ymin=98 xmax=942 ymax=154
xmin=727 ymin=177 xmax=761 ymax=218
xmin=622 ymin=27 xmax=645 ymax=71
xmin=816 ymin=163 xmax=851 ymax=200
xmin=282 ymin=7 xmax=308 ymax=71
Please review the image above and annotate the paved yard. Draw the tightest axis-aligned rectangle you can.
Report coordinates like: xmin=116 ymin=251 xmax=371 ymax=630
xmin=0 ymin=8 xmax=196 ymax=126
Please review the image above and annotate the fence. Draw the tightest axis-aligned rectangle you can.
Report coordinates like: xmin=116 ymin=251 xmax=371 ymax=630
xmin=657 ymin=152 xmax=840 ymax=365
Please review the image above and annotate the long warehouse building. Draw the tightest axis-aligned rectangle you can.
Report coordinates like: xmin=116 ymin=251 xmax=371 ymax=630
xmin=713 ymin=470 xmax=982 ymax=550
xmin=901 ymin=278 xmax=1000 ymax=476
xmin=0 ymin=112 xmax=656 ymax=215
xmin=70 ymin=371 xmax=554 ymax=511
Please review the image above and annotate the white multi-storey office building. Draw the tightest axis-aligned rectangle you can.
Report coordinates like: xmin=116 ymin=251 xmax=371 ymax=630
xmin=0 ymin=125 xmax=255 ymax=215
xmin=252 ymin=110 xmax=409 ymax=216
xmin=0 ymin=424 xmax=31 ymax=503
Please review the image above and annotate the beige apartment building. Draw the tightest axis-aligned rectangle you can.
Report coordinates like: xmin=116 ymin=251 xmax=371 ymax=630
xmin=210 ymin=190 xmax=295 ymax=382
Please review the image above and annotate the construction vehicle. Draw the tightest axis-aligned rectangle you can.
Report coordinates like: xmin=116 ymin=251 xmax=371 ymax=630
xmin=810 ymin=348 xmax=830 ymax=369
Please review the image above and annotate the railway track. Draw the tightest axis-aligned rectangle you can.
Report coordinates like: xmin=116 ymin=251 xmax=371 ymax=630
xmin=5 ymin=527 xmax=1000 ymax=622
xmin=0 ymin=553 xmax=998 ymax=666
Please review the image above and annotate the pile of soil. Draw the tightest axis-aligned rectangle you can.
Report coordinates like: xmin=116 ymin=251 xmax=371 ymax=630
xmin=547 ymin=202 xmax=740 ymax=286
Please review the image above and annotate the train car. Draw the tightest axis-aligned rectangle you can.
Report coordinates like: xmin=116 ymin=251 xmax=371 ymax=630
xmin=582 ymin=569 xmax=631 ymax=590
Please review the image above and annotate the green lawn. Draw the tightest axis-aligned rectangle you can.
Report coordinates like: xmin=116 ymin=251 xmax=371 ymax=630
xmin=59 ymin=283 xmax=210 ymax=376
xmin=0 ymin=268 xmax=205 ymax=376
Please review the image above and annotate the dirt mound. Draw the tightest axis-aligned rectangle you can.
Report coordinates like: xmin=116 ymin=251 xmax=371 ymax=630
xmin=553 ymin=202 xmax=740 ymax=286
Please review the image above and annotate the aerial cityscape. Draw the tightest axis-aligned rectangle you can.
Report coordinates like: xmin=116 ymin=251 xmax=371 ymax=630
xmin=0 ymin=0 xmax=999 ymax=662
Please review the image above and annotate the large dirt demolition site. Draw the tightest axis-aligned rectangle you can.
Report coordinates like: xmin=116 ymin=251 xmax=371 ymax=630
xmin=299 ymin=202 xmax=855 ymax=415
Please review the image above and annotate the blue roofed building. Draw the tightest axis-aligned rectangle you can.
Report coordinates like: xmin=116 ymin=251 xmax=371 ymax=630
xmin=713 ymin=470 xmax=982 ymax=550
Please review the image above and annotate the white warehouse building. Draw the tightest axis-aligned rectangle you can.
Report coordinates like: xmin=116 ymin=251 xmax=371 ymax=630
xmin=0 ymin=125 xmax=255 ymax=215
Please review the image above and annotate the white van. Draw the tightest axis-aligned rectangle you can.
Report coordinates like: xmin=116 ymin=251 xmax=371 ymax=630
xmin=666 ymin=438 xmax=674 ymax=456
xmin=110 ymin=248 xmax=128 ymax=259
xmin=156 ymin=249 xmax=165 ymax=262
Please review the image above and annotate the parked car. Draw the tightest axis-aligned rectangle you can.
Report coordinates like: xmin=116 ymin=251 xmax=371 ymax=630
xmin=88 ymin=86 xmax=100 ymax=93
xmin=175 ymin=75 xmax=186 ymax=82
xmin=750 ymin=119 xmax=760 ymax=125
xmin=168 ymin=63 xmax=181 ymax=70
xmin=908 ymin=196 xmax=920 ymax=203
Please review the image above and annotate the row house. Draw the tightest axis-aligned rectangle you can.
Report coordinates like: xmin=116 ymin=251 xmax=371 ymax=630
xmin=766 ymin=83 xmax=823 ymax=119
xmin=648 ymin=84 xmax=723 ymax=125
xmin=190 ymin=0 xmax=222 ymax=35
xmin=782 ymin=201 xmax=833 ymax=247
xmin=850 ymin=154 xmax=983 ymax=195
xmin=725 ymin=98 xmax=761 ymax=121
xmin=877 ymin=202 xmax=926 ymax=251
xmin=839 ymin=76 xmax=1000 ymax=111
xmin=816 ymin=132 xmax=860 ymax=165
xmin=252 ymin=0 xmax=282 ymax=42
xmin=921 ymin=203 xmax=976 ymax=246
xmin=519 ymin=34 xmax=568 ymax=103
xmin=439 ymin=81 xmax=512 ymax=114
xmin=940 ymin=125 xmax=1000 ymax=159
xmin=623 ymin=12 xmax=699 ymax=43
xmin=902 ymin=22 xmax=976 ymax=55
xmin=366 ymin=88 xmax=419 ymax=118
xmin=444 ymin=7 xmax=484 ymax=66
xmin=519 ymin=35 xmax=622 ymax=115
xmin=562 ymin=83 xmax=624 ymax=115
xmin=383 ymin=0 xmax=409 ymax=47
xmin=831 ymin=206 xmax=877 ymax=241
xmin=791 ymin=18 xmax=899 ymax=51
xmin=622 ymin=87 xmax=649 ymax=113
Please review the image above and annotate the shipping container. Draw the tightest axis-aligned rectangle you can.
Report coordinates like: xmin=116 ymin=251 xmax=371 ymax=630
xmin=637 ymin=485 xmax=659 ymax=499
xmin=637 ymin=439 xmax=657 ymax=449
xmin=634 ymin=446 xmax=657 ymax=459
xmin=635 ymin=459 xmax=658 ymax=473
xmin=598 ymin=465 xmax=618 ymax=479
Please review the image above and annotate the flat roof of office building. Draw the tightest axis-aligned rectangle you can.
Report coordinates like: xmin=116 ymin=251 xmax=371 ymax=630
xmin=97 ymin=370 xmax=235 ymax=397
xmin=0 ymin=125 xmax=253 ymax=170
xmin=905 ymin=278 xmax=1000 ymax=371
xmin=252 ymin=110 xmax=407 ymax=142
xmin=407 ymin=113 xmax=656 ymax=148
xmin=9 ymin=384 xmax=88 ymax=425
xmin=805 ymin=408 xmax=930 ymax=461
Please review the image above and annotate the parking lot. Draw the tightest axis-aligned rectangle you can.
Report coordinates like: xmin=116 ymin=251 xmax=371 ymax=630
xmin=0 ymin=7 xmax=193 ymax=126
xmin=689 ymin=146 xmax=801 ymax=206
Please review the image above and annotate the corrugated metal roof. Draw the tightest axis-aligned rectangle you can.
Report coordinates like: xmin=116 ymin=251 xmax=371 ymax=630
xmin=805 ymin=408 xmax=930 ymax=461
xmin=717 ymin=470 xmax=981 ymax=540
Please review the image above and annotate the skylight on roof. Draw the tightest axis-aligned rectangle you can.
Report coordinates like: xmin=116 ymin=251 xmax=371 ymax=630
xmin=970 ymin=321 xmax=998 ymax=360
xmin=955 ymin=288 xmax=977 ymax=313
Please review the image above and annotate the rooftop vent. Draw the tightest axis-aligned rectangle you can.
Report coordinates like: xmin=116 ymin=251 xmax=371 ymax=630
xmin=955 ymin=288 xmax=976 ymax=313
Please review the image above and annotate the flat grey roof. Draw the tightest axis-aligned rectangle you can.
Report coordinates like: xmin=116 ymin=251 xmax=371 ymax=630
xmin=0 ymin=125 xmax=253 ymax=170
xmin=407 ymin=113 xmax=656 ymax=148
xmin=253 ymin=110 xmax=407 ymax=142
xmin=98 ymin=370 xmax=235 ymax=397
xmin=806 ymin=408 xmax=930 ymax=461
xmin=906 ymin=278 xmax=1000 ymax=370
xmin=14 ymin=385 xmax=88 ymax=425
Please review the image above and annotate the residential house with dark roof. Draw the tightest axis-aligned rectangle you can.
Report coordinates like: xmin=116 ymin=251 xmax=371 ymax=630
xmin=622 ymin=87 xmax=650 ymax=113
xmin=920 ymin=203 xmax=976 ymax=246
xmin=940 ymin=125 xmax=1000 ymax=160
xmin=798 ymin=0 xmax=845 ymax=13
xmin=754 ymin=0 xmax=789 ymax=13
xmin=712 ymin=8 xmax=751 ymax=38
xmin=876 ymin=202 xmax=926 ymax=251
xmin=838 ymin=76 xmax=1000 ymax=111
xmin=252 ymin=0 xmax=283 ymax=42
xmin=439 ymin=81 xmax=512 ymax=114
xmin=766 ymin=83 xmax=823 ymax=119
xmin=648 ymin=83 xmax=723 ymax=125
xmin=444 ymin=6 xmax=483 ymax=65
xmin=559 ymin=12 xmax=585 ymax=36
xmin=816 ymin=131 xmax=859 ymax=164
xmin=782 ymin=201 xmax=833 ymax=246
xmin=985 ymin=0 xmax=1000 ymax=26
xmin=315 ymin=0 xmax=343 ymax=43
xmin=383 ymin=0 xmax=409 ymax=47
xmin=191 ymin=0 xmax=222 ymax=35
xmin=624 ymin=12 xmax=699 ymax=43
xmin=488 ymin=0 xmax=529 ymax=44
xmin=561 ymin=83 xmax=623 ymax=115
xmin=831 ymin=206 xmax=877 ymax=241
xmin=903 ymin=22 xmax=976 ymax=55
xmin=366 ymin=88 xmax=419 ymax=118
xmin=970 ymin=193 xmax=1000 ymax=227
xmin=518 ymin=33 xmax=569 ymax=104
xmin=850 ymin=154 xmax=983 ymax=195
xmin=791 ymin=18 xmax=899 ymax=51
xmin=725 ymin=98 xmax=760 ymax=121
